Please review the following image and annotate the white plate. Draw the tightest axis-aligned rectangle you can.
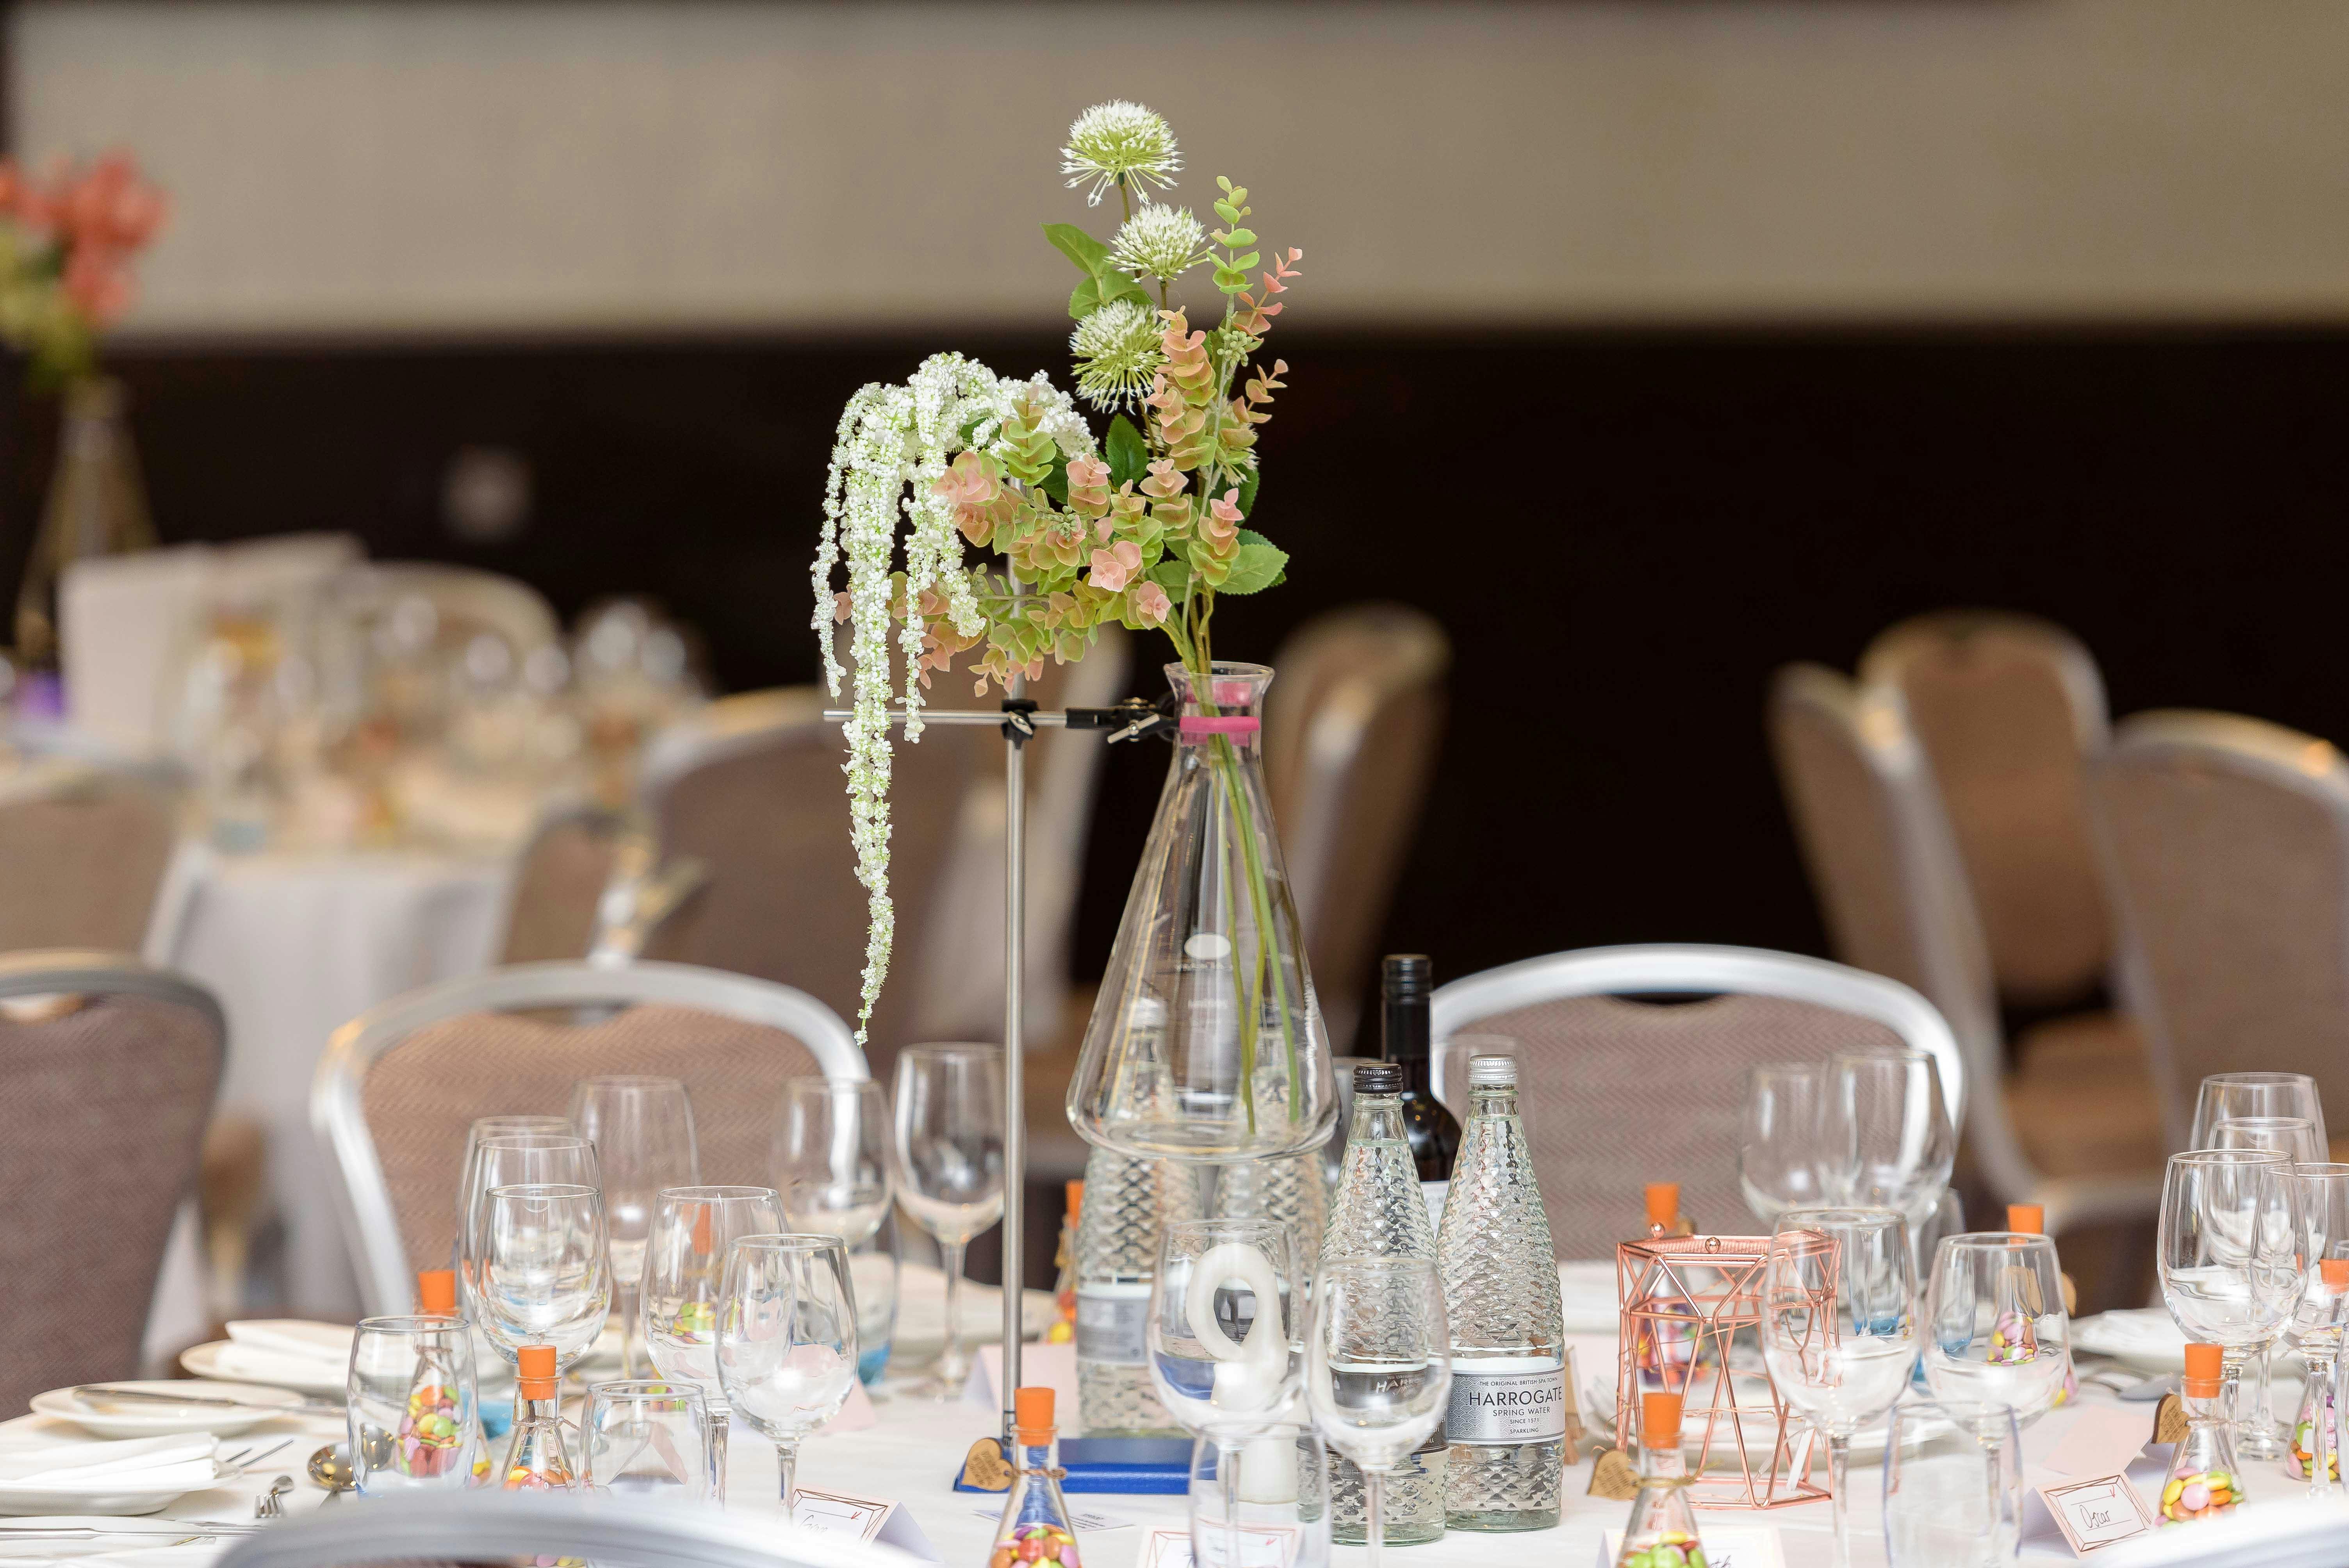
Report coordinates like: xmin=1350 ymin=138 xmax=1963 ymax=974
xmin=30 ymin=1383 xmax=303 ymax=1439
xmin=179 ymin=1342 xmax=342 ymax=1398
xmin=0 ymin=1469 xmax=220 ymax=1519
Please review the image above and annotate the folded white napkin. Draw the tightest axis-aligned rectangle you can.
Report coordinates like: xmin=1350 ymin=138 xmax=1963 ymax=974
xmin=2071 ymin=1308 xmax=2188 ymax=1358
xmin=0 ymin=1435 xmax=217 ymax=1492
xmin=210 ymin=1320 xmax=352 ymax=1387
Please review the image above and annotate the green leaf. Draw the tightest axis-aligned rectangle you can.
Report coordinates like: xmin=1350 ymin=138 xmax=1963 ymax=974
xmin=1145 ymin=559 xmax=1193 ymax=603
xmin=1214 ymin=201 xmax=1240 ymax=224
xmin=1043 ymin=222 xmax=1112 ymax=275
xmin=1038 ymin=454 xmax=1069 ymax=506
xmin=1105 ymin=415 xmax=1149 ymax=490
xmin=1236 ymin=464 xmax=1260 ymax=516
xmin=1217 ymin=175 xmax=1234 ymax=192
xmin=1222 ymin=228 xmax=1257 ymax=248
xmin=1219 ymin=533 xmax=1289 ymax=596
xmin=1069 ymin=267 xmax=1150 ymax=321
xmin=1229 ymin=251 xmax=1260 ymax=272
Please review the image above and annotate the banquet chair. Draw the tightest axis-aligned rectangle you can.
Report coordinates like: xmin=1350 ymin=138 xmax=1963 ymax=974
xmin=312 ymin=958 xmax=860 ymax=1316
xmin=1263 ymin=603 xmax=1451 ymax=1055
xmin=215 ymin=1488 xmax=903 ymax=1568
xmin=1428 ymin=944 xmax=1960 ymax=1260
xmin=0 ymin=951 xmax=223 ymax=1411
xmin=0 ymin=754 xmax=182 ymax=954
xmin=1860 ymin=610 xmax=2114 ymax=1011
xmin=498 ymin=806 xmax=625 ymax=963
xmin=1767 ymin=665 xmax=2162 ymax=1237
xmin=634 ymin=686 xmax=986 ymax=1069
xmin=2089 ymin=711 xmax=2349 ymax=1152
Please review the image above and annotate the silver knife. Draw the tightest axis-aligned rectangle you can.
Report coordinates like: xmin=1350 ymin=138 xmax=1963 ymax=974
xmin=71 ymin=1384 xmax=341 ymax=1415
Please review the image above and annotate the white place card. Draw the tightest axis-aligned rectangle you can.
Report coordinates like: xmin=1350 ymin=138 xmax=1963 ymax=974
xmin=964 ymin=1341 xmax=1081 ymax=1413
xmin=792 ymin=1486 xmax=942 ymax=1562
xmin=1141 ymin=1522 xmax=1304 ymax=1568
xmin=2037 ymin=1475 xmax=2156 ymax=1556
xmin=1598 ymin=1527 xmax=1786 ymax=1568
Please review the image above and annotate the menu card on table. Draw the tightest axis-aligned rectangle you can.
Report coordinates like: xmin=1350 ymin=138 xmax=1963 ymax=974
xmin=790 ymin=1487 xmax=942 ymax=1562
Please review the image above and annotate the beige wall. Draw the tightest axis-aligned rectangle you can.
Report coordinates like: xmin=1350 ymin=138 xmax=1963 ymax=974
xmin=12 ymin=0 xmax=2349 ymax=336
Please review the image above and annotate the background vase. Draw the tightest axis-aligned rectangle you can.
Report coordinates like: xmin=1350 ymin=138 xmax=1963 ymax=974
xmin=1067 ymin=661 xmax=1337 ymax=1164
xmin=12 ymin=375 xmax=158 ymax=715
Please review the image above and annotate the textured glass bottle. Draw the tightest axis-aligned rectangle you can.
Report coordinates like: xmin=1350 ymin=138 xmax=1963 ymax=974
xmin=1323 ymin=1061 xmax=1446 ymax=1544
xmin=13 ymin=376 xmax=157 ymax=705
xmin=1212 ymin=1153 xmax=1327 ymax=1297
xmin=1077 ymin=1144 xmax=1199 ymax=1434
xmin=1068 ymin=664 xmax=1337 ymax=1164
xmin=1617 ymin=1392 xmax=1707 ymax=1568
xmin=991 ymin=1389 xmax=1081 ymax=1568
xmin=1437 ymin=1056 xmax=1565 ymax=1530
xmin=2160 ymin=1344 xmax=2245 ymax=1525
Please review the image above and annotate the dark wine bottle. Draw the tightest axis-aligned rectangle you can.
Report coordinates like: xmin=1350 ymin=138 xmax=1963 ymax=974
xmin=1380 ymin=953 xmax=1461 ymax=1231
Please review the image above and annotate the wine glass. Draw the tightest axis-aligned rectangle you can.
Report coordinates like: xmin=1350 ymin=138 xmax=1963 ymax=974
xmin=773 ymin=1078 xmax=893 ymax=1247
xmin=2194 ymin=1071 xmax=2330 ymax=1151
xmin=1881 ymin=1399 xmax=2023 ymax=1566
xmin=456 ymin=1115 xmax=571 ymax=1226
xmin=473 ymin=1183 xmax=613 ymax=1389
xmin=1761 ymin=1209 xmax=1917 ymax=1568
xmin=2158 ymin=1149 xmax=2298 ymax=1458
xmin=2201 ymin=1109 xmax=2321 ymax=1457
xmin=348 ymin=1314 xmax=478 ymax=1494
xmin=1830 ymin=1051 xmax=1956 ymax=1237
xmin=460 ymin=1133 xmax=598 ymax=1315
xmin=1922 ymin=1232 xmax=2071 ymax=1426
xmin=890 ymin=1044 xmax=1005 ymax=1399
xmin=1305 ymin=1255 xmax=1449 ymax=1568
xmin=570 ymin=1077 xmax=701 ymax=1377
xmin=1739 ymin=1062 xmax=1837 ymax=1222
xmin=642 ymin=1184 xmax=784 ymax=1504
xmin=718 ymin=1233 xmax=860 ymax=1509
xmin=2278 ymin=1163 xmax=2349 ymax=1497
xmin=579 ymin=1380 xmax=711 ymax=1503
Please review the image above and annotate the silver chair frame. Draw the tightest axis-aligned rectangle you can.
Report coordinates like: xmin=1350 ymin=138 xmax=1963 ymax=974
xmin=311 ymin=958 xmax=862 ymax=1317
xmin=215 ymin=1488 xmax=912 ymax=1568
xmin=0 ymin=947 xmax=225 ymax=1032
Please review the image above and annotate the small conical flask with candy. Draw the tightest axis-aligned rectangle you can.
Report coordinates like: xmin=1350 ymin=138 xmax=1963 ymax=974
xmin=501 ymin=1345 xmax=576 ymax=1491
xmin=2004 ymin=1206 xmax=2076 ymax=1406
xmin=990 ymin=1388 xmax=1081 ymax=1568
xmin=2160 ymin=1343 xmax=2244 ymax=1526
xmin=1617 ymin=1392 xmax=1707 ymax=1568
xmin=2288 ymin=1258 xmax=2349 ymax=1491
xmin=400 ymin=1269 xmax=480 ymax=1482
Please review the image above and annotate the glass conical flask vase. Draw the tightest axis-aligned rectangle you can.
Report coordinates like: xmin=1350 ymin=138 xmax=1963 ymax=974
xmin=14 ymin=375 xmax=158 ymax=711
xmin=1069 ymin=662 xmax=1336 ymax=1163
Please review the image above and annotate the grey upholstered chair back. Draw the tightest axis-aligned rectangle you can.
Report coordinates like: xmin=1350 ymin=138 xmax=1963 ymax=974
xmin=1263 ymin=603 xmax=1451 ymax=1053
xmin=499 ymin=807 xmax=625 ymax=963
xmin=2091 ymin=711 xmax=2349 ymax=1149
xmin=0 ymin=759 xmax=179 ymax=953
xmin=1861 ymin=610 xmax=2114 ymax=1009
xmin=1430 ymin=945 xmax=1960 ymax=1261
xmin=0 ymin=951 xmax=222 ymax=1411
xmin=636 ymin=687 xmax=984 ymax=1066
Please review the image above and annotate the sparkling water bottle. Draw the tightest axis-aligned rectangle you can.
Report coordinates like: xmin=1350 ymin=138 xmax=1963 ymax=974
xmin=1210 ymin=1151 xmax=1327 ymax=1294
xmin=1323 ymin=1059 xmax=1447 ymax=1544
xmin=1437 ymin=1053 xmax=1565 ymax=1530
xmin=1076 ymin=1146 xmax=1199 ymax=1434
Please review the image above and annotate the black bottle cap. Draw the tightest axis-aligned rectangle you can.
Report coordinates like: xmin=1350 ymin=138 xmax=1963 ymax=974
xmin=1353 ymin=1061 xmax=1404 ymax=1094
xmin=1381 ymin=955 xmax=1433 ymax=998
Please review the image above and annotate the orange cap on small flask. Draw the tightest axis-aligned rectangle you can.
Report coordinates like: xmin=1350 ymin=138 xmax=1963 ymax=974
xmin=517 ymin=1343 xmax=560 ymax=1400
xmin=2324 ymin=1258 xmax=2349 ymax=1290
xmin=1066 ymin=1181 xmax=1085 ymax=1220
xmin=1641 ymin=1391 xmax=1684 ymax=1447
xmin=2182 ymin=1343 xmax=2223 ymax=1399
xmin=691 ymin=1203 xmax=714 ymax=1257
xmin=1015 ymin=1386 xmax=1056 ymax=1442
xmin=416 ymin=1268 xmax=457 ymax=1315
xmin=2007 ymin=1204 xmax=2045 ymax=1235
xmin=1645 ymin=1184 xmax=1680 ymax=1230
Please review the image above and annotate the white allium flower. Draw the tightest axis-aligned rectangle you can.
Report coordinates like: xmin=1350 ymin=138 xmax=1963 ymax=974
xmin=1061 ymin=101 xmax=1182 ymax=207
xmin=1109 ymin=203 xmax=1209 ymax=285
xmin=1069 ymin=299 xmax=1166 ymax=411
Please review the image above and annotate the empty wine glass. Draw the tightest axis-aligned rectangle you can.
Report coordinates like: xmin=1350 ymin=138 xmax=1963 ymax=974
xmin=1923 ymin=1232 xmax=2071 ymax=1427
xmin=1739 ymin=1062 xmax=1837 ymax=1222
xmin=2159 ymin=1149 xmax=2299 ymax=1459
xmin=580 ymin=1380 xmax=711 ymax=1504
xmin=1830 ymin=1051 xmax=1956 ymax=1237
xmin=461 ymin=1133 xmax=598 ymax=1317
xmin=773 ymin=1078 xmax=893 ymax=1247
xmin=348 ymin=1314 xmax=479 ymax=1494
xmin=1880 ymin=1399 xmax=2023 ymax=1566
xmin=2201 ymin=1108 xmax=2321 ymax=1458
xmin=2278 ymin=1163 xmax=2349 ymax=1497
xmin=473 ymin=1183 xmax=613 ymax=1388
xmin=456 ymin=1115 xmax=572 ymax=1226
xmin=642 ymin=1184 xmax=784 ymax=1504
xmin=719 ymin=1233 xmax=860 ymax=1509
xmin=1305 ymin=1255 xmax=1450 ymax=1568
xmin=890 ymin=1044 xmax=1005 ymax=1399
xmin=1761 ymin=1209 xmax=1917 ymax=1568
xmin=2194 ymin=1072 xmax=2330 ymax=1151
xmin=570 ymin=1077 xmax=700 ymax=1377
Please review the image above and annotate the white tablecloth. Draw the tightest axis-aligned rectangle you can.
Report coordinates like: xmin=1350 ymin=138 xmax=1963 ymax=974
xmin=151 ymin=846 xmax=515 ymax=1320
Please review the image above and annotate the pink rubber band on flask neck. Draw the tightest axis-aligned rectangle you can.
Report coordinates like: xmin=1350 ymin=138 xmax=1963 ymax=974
xmin=1179 ymin=715 xmax=1261 ymax=740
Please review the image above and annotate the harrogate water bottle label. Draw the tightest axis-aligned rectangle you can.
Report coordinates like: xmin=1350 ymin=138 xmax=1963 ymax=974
xmin=1445 ymin=1361 xmax=1568 ymax=1443
xmin=1075 ymin=1285 xmax=1151 ymax=1365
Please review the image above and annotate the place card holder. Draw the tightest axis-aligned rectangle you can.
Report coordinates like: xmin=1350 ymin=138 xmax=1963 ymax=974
xmin=790 ymin=1486 xmax=943 ymax=1562
xmin=2037 ymin=1475 xmax=2156 ymax=1556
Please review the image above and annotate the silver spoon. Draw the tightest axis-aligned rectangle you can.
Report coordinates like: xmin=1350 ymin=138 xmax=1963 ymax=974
xmin=255 ymin=1474 xmax=293 ymax=1518
xmin=308 ymin=1443 xmax=356 ymax=1504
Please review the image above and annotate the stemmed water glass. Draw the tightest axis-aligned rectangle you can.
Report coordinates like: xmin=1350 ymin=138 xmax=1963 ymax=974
xmin=718 ymin=1233 xmax=861 ymax=1510
xmin=570 ymin=1076 xmax=701 ymax=1377
xmin=1829 ymin=1051 xmax=1956 ymax=1242
xmin=2193 ymin=1072 xmax=2329 ymax=1149
xmin=2198 ymin=1088 xmax=2325 ymax=1458
xmin=456 ymin=1115 xmax=571 ymax=1228
xmin=1922 ymin=1232 xmax=2071 ymax=1426
xmin=774 ymin=1078 xmax=893 ymax=1246
xmin=890 ymin=1044 xmax=1005 ymax=1399
xmin=642 ymin=1184 xmax=784 ymax=1503
xmin=472 ymin=1183 xmax=613 ymax=1394
xmin=579 ymin=1380 xmax=712 ymax=1503
xmin=1305 ymin=1255 xmax=1449 ymax=1568
xmin=1739 ymin=1062 xmax=1839 ymax=1222
xmin=1760 ymin=1209 xmax=1918 ymax=1568
xmin=461 ymin=1133 xmax=598 ymax=1315
xmin=2158 ymin=1149 xmax=2299 ymax=1458
xmin=2278 ymin=1162 xmax=2349 ymax=1497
